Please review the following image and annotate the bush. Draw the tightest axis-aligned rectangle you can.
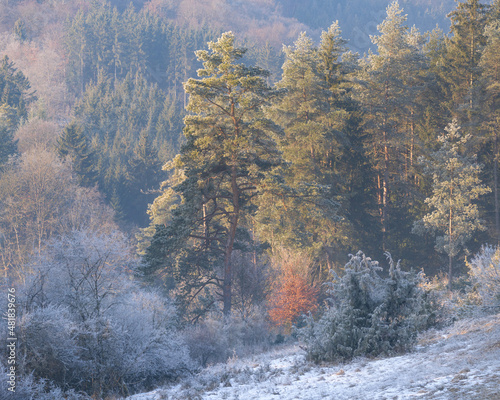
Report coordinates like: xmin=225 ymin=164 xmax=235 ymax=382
xmin=467 ymin=245 xmax=500 ymax=309
xmin=185 ymin=308 xmax=272 ymax=367
xmin=3 ymin=230 xmax=193 ymax=398
xmin=0 ymin=364 xmax=91 ymax=400
xmin=300 ymin=251 xmax=434 ymax=363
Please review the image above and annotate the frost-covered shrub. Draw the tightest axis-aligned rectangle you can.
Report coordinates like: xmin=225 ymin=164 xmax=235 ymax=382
xmin=467 ymin=245 xmax=500 ymax=308
xmin=17 ymin=305 xmax=85 ymax=387
xmin=186 ymin=317 xmax=230 ymax=367
xmin=10 ymin=230 xmax=193 ymax=398
xmin=0 ymin=364 xmax=91 ymax=400
xmin=300 ymin=251 xmax=434 ymax=362
xmin=111 ymin=290 xmax=193 ymax=389
xmin=186 ymin=308 xmax=272 ymax=367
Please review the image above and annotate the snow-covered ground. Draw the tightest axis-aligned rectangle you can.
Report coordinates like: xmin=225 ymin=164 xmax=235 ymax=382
xmin=126 ymin=314 xmax=500 ymax=400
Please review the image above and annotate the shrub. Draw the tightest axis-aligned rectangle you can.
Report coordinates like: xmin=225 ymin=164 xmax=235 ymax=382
xmin=185 ymin=308 xmax=272 ymax=367
xmin=300 ymin=251 xmax=434 ymax=363
xmin=467 ymin=245 xmax=500 ymax=309
xmin=0 ymin=364 xmax=92 ymax=400
xmin=5 ymin=230 xmax=193 ymax=398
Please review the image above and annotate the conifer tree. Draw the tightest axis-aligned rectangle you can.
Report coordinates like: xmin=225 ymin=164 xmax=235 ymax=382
xmin=358 ymin=1 xmax=427 ymax=251
xmin=0 ymin=56 xmax=35 ymax=167
xmin=261 ymin=23 xmax=374 ymax=270
xmin=0 ymin=105 xmax=18 ymax=168
xmin=261 ymin=31 xmax=343 ymax=255
xmin=72 ymin=71 xmax=172 ymax=225
xmin=443 ymin=0 xmax=490 ymax=121
xmin=479 ymin=20 xmax=500 ymax=243
xmin=145 ymin=32 xmax=282 ymax=317
xmin=57 ymin=122 xmax=97 ymax=187
xmin=413 ymin=119 xmax=491 ymax=290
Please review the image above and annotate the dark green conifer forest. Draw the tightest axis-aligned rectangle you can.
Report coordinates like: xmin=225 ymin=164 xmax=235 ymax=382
xmin=0 ymin=1 xmax=499 ymax=398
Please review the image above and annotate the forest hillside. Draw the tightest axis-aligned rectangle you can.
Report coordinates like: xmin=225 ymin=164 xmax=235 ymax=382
xmin=0 ymin=1 xmax=499 ymax=399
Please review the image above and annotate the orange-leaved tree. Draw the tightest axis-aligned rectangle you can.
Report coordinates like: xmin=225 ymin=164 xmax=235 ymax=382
xmin=268 ymin=249 xmax=319 ymax=332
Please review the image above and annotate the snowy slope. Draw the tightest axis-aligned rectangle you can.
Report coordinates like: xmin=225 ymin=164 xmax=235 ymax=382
xmin=126 ymin=314 xmax=500 ymax=400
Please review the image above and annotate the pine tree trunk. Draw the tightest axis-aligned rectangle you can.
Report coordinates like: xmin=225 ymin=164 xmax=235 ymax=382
xmin=495 ymin=126 xmax=500 ymax=245
xmin=223 ymin=164 xmax=239 ymax=317
xmin=382 ymin=132 xmax=389 ymax=251
xmin=448 ymin=182 xmax=453 ymax=291
xmin=448 ymin=253 xmax=453 ymax=291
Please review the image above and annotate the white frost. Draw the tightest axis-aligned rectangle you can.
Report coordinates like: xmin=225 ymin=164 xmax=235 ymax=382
xmin=126 ymin=314 xmax=500 ymax=400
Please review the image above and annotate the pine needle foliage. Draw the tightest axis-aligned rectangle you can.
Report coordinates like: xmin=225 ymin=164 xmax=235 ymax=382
xmin=413 ymin=119 xmax=491 ymax=289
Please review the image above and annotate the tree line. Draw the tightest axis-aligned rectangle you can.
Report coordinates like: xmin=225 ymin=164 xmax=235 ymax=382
xmin=1 ymin=0 xmax=498 ymax=318
xmin=139 ymin=0 xmax=500 ymax=317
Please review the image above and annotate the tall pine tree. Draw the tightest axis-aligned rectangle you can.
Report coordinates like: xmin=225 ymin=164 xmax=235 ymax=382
xmin=443 ymin=0 xmax=490 ymax=122
xmin=357 ymin=1 xmax=427 ymax=252
xmin=144 ymin=32 xmax=283 ymax=317
xmin=479 ymin=20 xmax=500 ymax=243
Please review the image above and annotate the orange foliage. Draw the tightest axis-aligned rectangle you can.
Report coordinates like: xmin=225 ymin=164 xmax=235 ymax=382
xmin=268 ymin=264 xmax=318 ymax=332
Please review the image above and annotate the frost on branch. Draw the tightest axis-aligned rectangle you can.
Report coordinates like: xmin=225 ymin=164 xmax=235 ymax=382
xmin=467 ymin=245 xmax=500 ymax=308
xmin=300 ymin=251 xmax=434 ymax=362
xmin=5 ymin=229 xmax=192 ymax=398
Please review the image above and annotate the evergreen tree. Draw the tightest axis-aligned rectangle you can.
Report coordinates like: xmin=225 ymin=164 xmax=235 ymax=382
xmin=57 ymin=122 xmax=98 ymax=187
xmin=13 ymin=18 xmax=28 ymax=42
xmin=443 ymin=0 xmax=490 ymax=122
xmin=413 ymin=119 xmax=491 ymax=290
xmin=71 ymin=72 xmax=172 ymax=225
xmin=357 ymin=1 xmax=427 ymax=252
xmin=301 ymin=251 xmax=431 ymax=362
xmin=262 ymin=31 xmax=343 ymax=256
xmin=0 ymin=105 xmax=18 ymax=168
xmin=0 ymin=56 xmax=35 ymax=167
xmin=261 ymin=24 xmax=373 ymax=272
xmin=144 ymin=32 xmax=283 ymax=317
xmin=479 ymin=20 xmax=500 ymax=243
xmin=319 ymin=22 xmax=379 ymax=259
xmin=0 ymin=55 xmax=35 ymax=119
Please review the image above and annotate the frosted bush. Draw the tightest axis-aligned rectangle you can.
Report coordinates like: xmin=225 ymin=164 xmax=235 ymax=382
xmin=9 ymin=229 xmax=193 ymax=398
xmin=185 ymin=308 xmax=272 ymax=367
xmin=186 ymin=317 xmax=230 ymax=367
xmin=0 ymin=364 xmax=91 ymax=400
xmin=468 ymin=245 xmax=500 ymax=308
xmin=17 ymin=305 xmax=85 ymax=387
xmin=300 ymin=251 xmax=434 ymax=362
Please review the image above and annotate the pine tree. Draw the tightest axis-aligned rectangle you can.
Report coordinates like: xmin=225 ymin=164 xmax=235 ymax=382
xmin=413 ymin=119 xmax=491 ymax=290
xmin=261 ymin=31 xmax=343 ymax=256
xmin=0 ymin=55 xmax=35 ymax=119
xmin=443 ymin=0 xmax=490 ymax=121
xmin=301 ymin=251 xmax=430 ymax=362
xmin=13 ymin=19 xmax=28 ymax=42
xmin=72 ymin=71 xmax=173 ymax=225
xmin=358 ymin=1 xmax=427 ymax=251
xmin=145 ymin=32 xmax=283 ymax=317
xmin=479 ymin=20 xmax=500 ymax=243
xmin=0 ymin=56 xmax=35 ymax=168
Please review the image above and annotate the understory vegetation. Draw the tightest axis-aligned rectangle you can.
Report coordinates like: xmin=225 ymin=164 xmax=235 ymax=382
xmin=300 ymin=252 xmax=435 ymax=362
xmin=1 ymin=0 xmax=500 ymax=399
